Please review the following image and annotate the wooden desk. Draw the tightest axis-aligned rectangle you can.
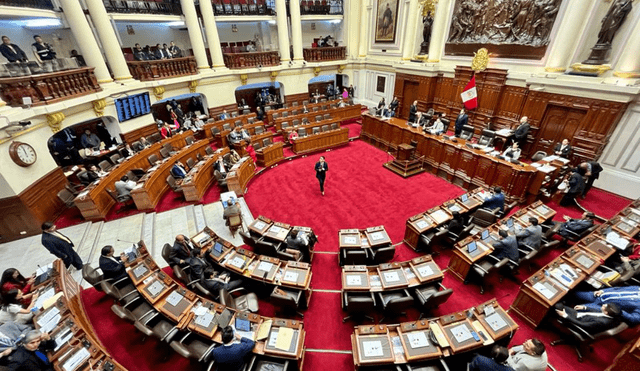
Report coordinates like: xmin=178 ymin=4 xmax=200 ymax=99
xmin=226 ymin=156 xmax=256 ymax=196
xmin=248 ymin=216 xmax=318 ymax=262
xmin=291 ymin=127 xmax=349 ymax=155
xmin=181 ymin=147 xmax=230 ymax=202
xmin=256 ymin=141 xmax=285 ymax=167
xmin=202 ymin=113 xmax=257 ymax=146
xmin=266 ymin=99 xmax=341 ymax=123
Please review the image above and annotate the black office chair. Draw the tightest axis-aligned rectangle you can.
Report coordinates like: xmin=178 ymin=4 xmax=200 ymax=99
xmin=373 ymin=245 xmax=395 ymax=264
xmin=248 ymin=117 xmax=255 ymax=124
xmin=81 ymin=264 xmax=106 ymax=291
xmin=205 ymin=146 xmax=215 ymax=155
xmin=282 ymin=112 xmax=289 ymax=118
xmin=477 ymin=129 xmax=495 ymax=146
xmin=341 ymin=248 xmax=371 ymax=266
xmin=377 ymin=289 xmax=414 ymax=322
xmin=222 ymin=123 xmax=232 ymax=131
xmin=111 ymin=300 xmax=156 ymax=325
xmin=240 ymin=230 xmax=258 ymax=249
xmin=231 ymin=112 xmax=238 ymax=117
xmin=147 ymin=154 xmax=159 ymax=166
xmin=166 ymin=175 xmax=183 ymax=195
xmin=110 ymin=153 xmax=121 ymax=164
xmin=531 ymin=151 xmax=547 ymax=162
xmin=418 ymin=228 xmax=448 ymax=255
xmin=185 ymin=136 xmax=196 ymax=145
xmin=292 ymin=119 xmax=300 ymax=126
xmin=106 ymin=187 xmax=133 ymax=213
xmin=161 ymin=243 xmax=174 ymax=267
xmin=470 ymin=208 xmax=499 ymax=230
xmin=321 ymin=124 xmax=330 ymax=132
xmin=98 ymin=160 xmax=113 ymax=172
xmin=342 ymin=291 xmax=376 ymax=323
xmin=551 ymin=319 xmax=628 ymax=362
xmin=312 ymin=127 xmax=320 ymax=135
xmin=297 ymin=128 xmax=307 ymax=137
xmin=414 ymin=283 xmax=453 ymax=319
xmin=134 ymin=312 xmax=179 ymax=343
xmin=459 ymin=125 xmax=474 ymax=140
xmin=57 ymin=188 xmax=76 ymax=208
xmin=444 ymin=223 xmax=474 ymax=246
xmin=331 ymin=123 xmax=339 ymax=130
xmin=270 ymin=287 xmax=304 ymax=318
xmin=218 ymin=288 xmax=259 ymax=313
xmin=210 ymin=127 xmax=220 ymax=138
xmin=101 ymin=278 xmax=139 ymax=306
xmin=404 ymin=359 xmax=451 ymax=371
xmin=170 ymin=332 xmax=215 ymax=362
xmin=315 ymin=115 xmax=322 ymax=122
xmin=470 ymin=254 xmax=510 ymax=294
xmin=246 ymin=355 xmax=289 ymax=371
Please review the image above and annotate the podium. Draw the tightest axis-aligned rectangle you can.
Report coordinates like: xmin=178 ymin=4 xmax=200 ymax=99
xmin=383 ymin=144 xmax=425 ymax=178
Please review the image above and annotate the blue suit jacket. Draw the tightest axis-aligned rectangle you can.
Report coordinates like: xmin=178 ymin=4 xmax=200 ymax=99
xmin=493 ymin=235 xmax=520 ymax=262
xmin=211 ymin=338 xmax=255 ymax=371
xmin=483 ymin=193 xmax=505 ymax=213
xmin=575 ymin=287 xmax=640 ymax=324
xmin=171 ymin=164 xmax=187 ymax=179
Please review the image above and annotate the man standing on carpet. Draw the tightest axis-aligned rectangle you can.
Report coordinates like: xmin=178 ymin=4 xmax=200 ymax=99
xmin=315 ymin=156 xmax=328 ymax=196
xmin=41 ymin=222 xmax=83 ymax=271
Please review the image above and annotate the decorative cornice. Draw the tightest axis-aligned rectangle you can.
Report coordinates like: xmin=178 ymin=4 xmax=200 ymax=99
xmin=92 ymin=98 xmax=106 ymax=117
xmin=613 ymin=71 xmax=640 ymax=78
xmin=153 ymin=86 xmax=165 ymax=100
xmin=188 ymin=80 xmax=198 ymax=93
xmin=240 ymin=74 xmax=248 ymax=85
xmin=46 ymin=112 xmax=66 ymax=133
xmin=544 ymin=67 xmax=567 ymax=73
xmin=426 ymin=59 xmax=439 ymax=63
xmin=114 ymin=75 xmax=133 ymax=81
xmin=98 ymin=78 xmax=113 ymax=83
xmin=337 ymin=64 xmax=346 ymax=73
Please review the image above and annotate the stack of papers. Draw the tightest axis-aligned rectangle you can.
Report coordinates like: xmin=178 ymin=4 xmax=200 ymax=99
xmin=606 ymin=232 xmax=629 ymax=250
xmin=533 ymin=282 xmax=557 ymax=299
xmin=407 ymin=332 xmax=429 ymax=349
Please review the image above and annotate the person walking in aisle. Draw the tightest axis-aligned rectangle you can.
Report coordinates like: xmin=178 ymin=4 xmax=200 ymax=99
xmin=315 ymin=156 xmax=328 ymax=196
xmin=41 ymin=222 xmax=83 ymax=271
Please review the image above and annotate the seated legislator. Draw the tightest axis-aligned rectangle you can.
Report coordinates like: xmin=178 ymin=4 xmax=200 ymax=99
xmin=446 ymin=211 xmax=465 ymax=237
xmin=469 ymin=345 xmax=513 ymax=371
xmin=219 ymin=110 xmax=230 ymax=120
xmin=121 ymin=143 xmax=134 ymax=158
xmin=515 ymin=217 xmax=542 ymax=250
xmin=228 ymin=126 xmax=251 ymax=145
xmin=492 ymin=229 xmax=520 ymax=263
xmin=228 ymin=150 xmax=241 ymax=165
xmin=425 ymin=114 xmax=445 ymax=135
xmin=161 ymin=122 xmax=176 ymax=139
xmin=573 ymin=287 xmax=640 ymax=325
xmin=214 ymin=157 xmax=228 ymax=178
xmin=554 ymin=302 xmax=621 ymax=334
xmin=0 ymin=269 xmax=35 ymax=306
xmin=132 ymin=136 xmax=151 ymax=152
xmin=544 ymin=211 xmax=595 ymax=240
xmin=554 ymin=139 xmax=572 ymax=158
xmin=0 ymin=289 xmax=38 ymax=325
xmin=114 ymin=175 xmax=136 ymax=200
xmin=0 ymin=321 xmax=32 ymax=360
xmin=187 ymin=248 xmax=211 ymax=281
xmin=284 ymin=230 xmax=310 ymax=260
xmin=0 ymin=36 xmax=28 ymax=63
xmin=482 ymin=187 xmax=505 ymax=214
xmin=375 ymin=98 xmax=386 ymax=116
xmin=80 ymin=129 xmax=101 ymax=150
xmin=388 ymin=97 xmax=399 ymax=117
xmin=7 ymin=330 xmax=55 ymax=371
xmin=169 ymin=234 xmax=195 ymax=267
xmin=99 ymin=245 xmax=130 ymax=282
xmin=502 ymin=142 xmax=521 ymax=161
xmin=202 ymin=267 xmax=243 ymax=293
xmin=171 ymin=161 xmax=188 ymax=179
xmin=507 ymin=339 xmax=548 ymax=371
xmin=211 ymin=326 xmax=255 ymax=371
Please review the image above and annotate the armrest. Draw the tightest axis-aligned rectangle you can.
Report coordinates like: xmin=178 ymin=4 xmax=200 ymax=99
xmin=142 ymin=312 xmax=159 ymax=325
xmin=563 ymin=320 xmax=595 ymax=341
xmin=494 ymin=258 xmax=510 ymax=269
xmin=120 ymin=290 xmax=139 ymax=301
xmin=472 ymin=263 xmax=490 ymax=274
xmin=435 ymin=228 xmax=449 ymax=237
xmin=112 ymin=276 xmax=131 ymax=287
xmin=201 ymin=343 xmax=217 ymax=363
xmin=228 ymin=287 xmax=248 ymax=296
xmin=187 ymin=278 xmax=201 ymax=287
xmin=122 ymin=294 xmax=141 ymax=309
xmin=440 ymin=358 xmax=451 ymax=371
xmin=161 ymin=326 xmax=180 ymax=342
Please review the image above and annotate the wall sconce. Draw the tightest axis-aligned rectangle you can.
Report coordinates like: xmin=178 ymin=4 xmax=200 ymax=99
xmin=232 ymin=24 xmax=238 ymax=32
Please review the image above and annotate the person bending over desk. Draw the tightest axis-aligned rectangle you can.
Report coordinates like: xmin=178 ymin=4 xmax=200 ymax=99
xmin=559 ymin=167 xmax=585 ymax=207
xmin=169 ymin=234 xmax=195 ymax=267
xmin=99 ymin=245 xmax=130 ymax=282
xmin=469 ymin=345 xmax=513 ymax=371
xmin=507 ymin=339 xmax=547 ymax=371
xmin=41 ymin=222 xmax=83 ymax=271
xmin=114 ymin=175 xmax=136 ymax=200
xmin=211 ymin=326 xmax=255 ymax=371
xmin=202 ymin=267 xmax=243 ymax=293
xmin=482 ymin=187 xmax=505 ymax=214
xmin=573 ymin=287 xmax=640 ymax=325
xmin=555 ymin=302 xmax=621 ymax=334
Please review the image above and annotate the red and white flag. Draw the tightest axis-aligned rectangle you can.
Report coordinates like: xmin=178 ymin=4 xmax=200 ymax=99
xmin=460 ymin=75 xmax=478 ymax=110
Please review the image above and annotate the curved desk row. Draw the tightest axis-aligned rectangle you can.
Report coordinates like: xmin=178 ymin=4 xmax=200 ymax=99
xmin=291 ymin=126 xmax=349 ymax=155
xmin=266 ymin=98 xmax=342 ymax=123
xmin=202 ymin=112 xmax=258 ymax=146
xmin=226 ymin=156 xmax=257 ymax=196
xmin=351 ymin=299 xmax=518 ymax=369
xmin=342 ymin=256 xmax=444 ymax=293
xmin=180 ymin=147 xmax=230 ymax=202
xmin=273 ymin=104 xmax=362 ymax=132
xmin=361 ymin=115 xmax=542 ymax=202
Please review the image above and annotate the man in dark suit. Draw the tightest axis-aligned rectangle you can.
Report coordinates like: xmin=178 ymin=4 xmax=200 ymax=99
xmin=554 ymin=139 xmax=571 ymax=158
xmin=388 ymin=97 xmax=399 ymax=117
xmin=211 ymin=326 xmax=255 ymax=371
xmin=171 ymin=160 xmax=188 ymax=179
xmin=580 ymin=160 xmax=603 ymax=198
xmin=0 ymin=36 xmax=28 ymax=63
xmin=492 ymin=229 xmax=520 ymax=262
xmin=560 ymin=167 xmax=585 ymax=206
xmin=98 ymin=245 xmax=129 ymax=282
xmin=454 ymin=108 xmax=468 ymax=137
xmin=153 ymin=43 xmax=169 ymax=60
xmin=186 ymin=248 xmax=210 ymax=281
xmin=555 ymin=303 xmax=621 ymax=334
xmin=408 ymin=100 xmax=418 ymax=123
xmin=169 ymin=234 xmax=193 ymax=267
xmin=41 ymin=222 xmax=83 ymax=270
xmin=557 ymin=212 xmax=595 ymax=239
xmin=202 ymin=267 xmax=243 ymax=293
xmin=509 ymin=116 xmax=530 ymax=148
xmin=516 ymin=217 xmax=542 ymax=250
xmin=482 ymin=187 xmax=505 ymax=214
xmin=132 ymin=43 xmax=148 ymax=61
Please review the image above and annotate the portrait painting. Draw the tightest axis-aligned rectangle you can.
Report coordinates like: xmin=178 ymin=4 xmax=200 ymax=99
xmin=376 ymin=76 xmax=386 ymax=93
xmin=375 ymin=0 xmax=399 ymax=43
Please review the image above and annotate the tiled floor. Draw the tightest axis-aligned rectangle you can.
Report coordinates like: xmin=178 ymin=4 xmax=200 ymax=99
xmin=0 ymin=198 xmax=255 ymax=288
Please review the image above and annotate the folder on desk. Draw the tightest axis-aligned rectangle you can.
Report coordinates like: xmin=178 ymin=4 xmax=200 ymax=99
xmin=256 ymin=320 xmax=272 ymax=341
xmin=275 ymin=327 xmax=294 ymax=351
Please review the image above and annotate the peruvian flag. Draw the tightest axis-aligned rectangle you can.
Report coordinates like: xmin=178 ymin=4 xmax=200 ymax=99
xmin=460 ymin=75 xmax=478 ymax=110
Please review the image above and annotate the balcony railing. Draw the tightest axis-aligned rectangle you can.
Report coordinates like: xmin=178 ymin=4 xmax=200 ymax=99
xmin=303 ymin=46 xmax=346 ymax=62
xmin=104 ymin=0 xmax=182 ymax=15
xmin=0 ymin=0 xmax=54 ymax=10
xmin=299 ymin=0 xmax=343 ymax=15
xmin=127 ymin=57 xmax=198 ymax=81
xmin=212 ymin=0 xmax=275 ymax=16
xmin=0 ymin=67 xmax=101 ymax=107
xmin=223 ymin=51 xmax=280 ymax=69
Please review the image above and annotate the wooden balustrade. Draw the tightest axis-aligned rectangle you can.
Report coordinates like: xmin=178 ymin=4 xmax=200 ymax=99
xmin=127 ymin=57 xmax=198 ymax=81
xmin=223 ymin=51 xmax=280 ymax=69
xmin=0 ymin=67 xmax=101 ymax=107
xmin=303 ymin=46 xmax=347 ymax=62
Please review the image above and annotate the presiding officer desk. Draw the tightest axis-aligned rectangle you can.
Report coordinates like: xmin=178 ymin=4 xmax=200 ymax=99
xmin=447 ymin=201 xmax=557 ymax=283
xmin=74 ymin=131 xmax=193 ymax=220
xmin=510 ymin=200 xmax=639 ymax=328
xmin=361 ymin=114 xmax=542 ymax=203
xmin=180 ymin=147 xmax=230 ymax=202
xmin=125 ymin=243 xmax=307 ymax=369
xmin=350 ymin=298 xmax=518 ymax=369
xmin=32 ymin=259 xmax=126 ymax=371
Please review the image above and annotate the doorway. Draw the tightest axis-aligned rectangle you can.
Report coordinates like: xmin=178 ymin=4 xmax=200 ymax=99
xmin=534 ymin=105 xmax=586 ymax=156
xmin=400 ymin=81 xmax=420 ymax=120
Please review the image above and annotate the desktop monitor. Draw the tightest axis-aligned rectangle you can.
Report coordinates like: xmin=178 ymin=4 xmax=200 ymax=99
xmin=235 ymin=318 xmax=251 ymax=332
xmin=214 ymin=242 xmax=223 ymax=253
xmin=467 ymin=241 xmax=477 ymax=253
xmin=481 ymin=230 xmax=489 ymax=240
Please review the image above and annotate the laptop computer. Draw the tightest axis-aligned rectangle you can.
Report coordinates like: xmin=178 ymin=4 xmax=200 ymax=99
xmin=210 ymin=241 xmax=224 ymax=258
xmin=235 ymin=318 xmax=251 ymax=332
xmin=461 ymin=194 xmax=468 ymax=202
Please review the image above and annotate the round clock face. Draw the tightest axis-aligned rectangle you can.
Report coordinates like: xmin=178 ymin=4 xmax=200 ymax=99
xmin=10 ymin=142 xmax=37 ymax=167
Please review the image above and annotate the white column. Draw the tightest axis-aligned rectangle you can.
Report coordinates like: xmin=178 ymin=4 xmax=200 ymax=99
xmin=613 ymin=19 xmax=640 ymax=78
xmin=199 ymin=0 xmax=225 ymax=68
xmin=275 ymin=0 xmax=291 ymax=61
xmin=402 ymin=0 xmax=420 ymax=60
xmin=180 ymin=0 xmax=210 ymax=69
xmin=289 ymin=0 xmax=304 ymax=61
xmin=85 ymin=0 xmax=132 ymax=80
xmin=545 ymin=0 xmax=597 ymax=72
xmin=427 ymin=0 xmax=452 ymax=62
xmin=58 ymin=0 xmax=112 ymax=83
xmin=358 ymin=0 xmax=369 ymax=57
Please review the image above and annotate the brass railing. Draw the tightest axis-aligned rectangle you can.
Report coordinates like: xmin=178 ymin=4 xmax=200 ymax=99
xmin=223 ymin=51 xmax=280 ymax=69
xmin=0 ymin=67 xmax=101 ymax=107
xmin=303 ymin=46 xmax=346 ymax=62
xmin=127 ymin=57 xmax=198 ymax=81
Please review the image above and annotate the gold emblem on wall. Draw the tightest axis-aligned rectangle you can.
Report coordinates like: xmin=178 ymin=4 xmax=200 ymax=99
xmin=240 ymin=74 xmax=248 ymax=85
xmin=419 ymin=0 xmax=437 ymax=17
xmin=46 ymin=112 xmax=66 ymax=133
xmin=471 ymin=48 xmax=489 ymax=72
xmin=313 ymin=67 xmax=321 ymax=76
xmin=337 ymin=65 xmax=346 ymax=73
xmin=153 ymin=86 xmax=165 ymax=100
xmin=92 ymin=98 xmax=106 ymax=117
xmin=270 ymin=71 xmax=279 ymax=82
xmin=188 ymin=80 xmax=198 ymax=93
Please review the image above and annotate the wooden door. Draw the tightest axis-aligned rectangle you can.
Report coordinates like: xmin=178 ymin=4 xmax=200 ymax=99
xmin=534 ymin=105 xmax=586 ymax=155
xmin=401 ymin=81 xmax=420 ymax=120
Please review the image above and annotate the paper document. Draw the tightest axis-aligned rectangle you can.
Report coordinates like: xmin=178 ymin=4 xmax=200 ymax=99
xmin=62 ymin=347 xmax=90 ymax=371
xmin=383 ymin=271 xmax=400 ymax=283
xmin=147 ymin=281 xmax=165 ymax=297
xmin=392 ymin=336 xmax=404 ymax=355
xmin=485 ymin=312 xmax=508 ymax=332
xmin=369 ymin=232 xmax=384 ymax=241
xmin=416 ymin=220 xmax=430 ymax=229
xmin=275 ymin=327 xmax=294 ymax=351
xmin=254 ymin=221 xmax=266 ymax=230
xmin=37 ymin=306 xmax=60 ymax=328
xmin=165 ymin=291 xmax=184 ymax=306
xmin=133 ymin=264 xmax=148 ymax=278
xmin=270 ymin=225 xmax=282 ymax=234
xmin=33 ymin=287 xmax=56 ymax=310
xmin=417 ymin=265 xmax=434 ymax=278
xmin=370 ymin=275 xmax=381 ymax=287
xmin=606 ymin=232 xmax=629 ymax=250
xmin=194 ymin=311 xmax=214 ymax=328
xmin=54 ymin=328 xmax=73 ymax=351
xmin=39 ymin=312 xmax=61 ymax=333
xmin=362 ymin=340 xmax=384 ymax=357
xmin=256 ymin=320 xmax=272 ymax=341
xmin=404 ymin=268 xmax=416 ymax=280
xmin=344 ymin=236 xmax=358 ymax=244
xmin=230 ymin=256 xmax=246 ymax=269
xmin=283 ymin=271 xmax=299 ymax=283
xmin=451 ymin=324 xmax=473 ymax=344
xmin=237 ymin=330 xmax=255 ymax=341
xmin=193 ymin=305 xmax=207 ymax=316
xmin=430 ymin=210 xmax=449 ymax=224
xmin=346 ymin=275 xmax=362 ymax=286
xmin=496 ymin=129 xmax=512 ymax=136
xmin=258 ymin=261 xmax=273 ymax=272
xmin=576 ymin=255 xmax=595 ymax=269
xmin=407 ymin=332 xmax=429 ymax=349
xmin=533 ymin=282 xmax=557 ymax=300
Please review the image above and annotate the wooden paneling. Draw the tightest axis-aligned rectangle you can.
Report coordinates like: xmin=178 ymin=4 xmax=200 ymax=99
xmin=285 ymin=92 xmax=310 ymax=105
xmin=208 ymin=103 xmax=241 ymax=118
xmin=120 ymin=123 xmax=159 ymax=144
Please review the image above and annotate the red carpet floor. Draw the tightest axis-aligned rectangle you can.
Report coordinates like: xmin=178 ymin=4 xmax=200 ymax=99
xmin=79 ymin=136 xmax=633 ymax=371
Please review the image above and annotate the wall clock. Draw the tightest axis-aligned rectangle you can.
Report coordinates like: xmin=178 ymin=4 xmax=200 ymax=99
xmin=9 ymin=141 xmax=37 ymax=167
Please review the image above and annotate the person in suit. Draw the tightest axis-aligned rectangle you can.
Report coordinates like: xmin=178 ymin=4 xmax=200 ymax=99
xmin=132 ymin=136 xmax=151 ymax=152
xmin=388 ymin=97 xmax=399 ymax=116
xmin=580 ymin=160 xmax=603 ymax=198
xmin=41 ymin=222 xmax=83 ymax=270
xmin=186 ymin=248 xmax=210 ymax=281
xmin=31 ymin=35 xmax=56 ymax=63
xmin=169 ymin=234 xmax=194 ymax=267
xmin=454 ymin=108 xmax=468 ymax=137
xmin=202 ymin=267 xmax=243 ymax=293
xmin=211 ymin=326 xmax=255 ymax=371
xmin=573 ymin=286 xmax=640 ymax=325
xmin=219 ymin=110 xmax=230 ymax=120
xmin=132 ymin=43 xmax=148 ymax=61
xmin=492 ymin=229 xmax=520 ymax=262
xmin=482 ymin=187 xmax=505 ymax=213
xmin=560 ymin=167 xmax=586 ymax=206
xmin=511 ymin=116 xmax=530 ymax=149
xmin=168 ymin=41 xmax=182 ymax=58
xmin=213 ymin=157 xmax=227 ymax=178
xmin=507 ymin=339 xmax=548 ymax=371
xmin=0 ymin=36 xmax=28 ymax=63
xmin=554 ymin=302 xmax=621 ymax=334
xmin=469 ymin=345 xmax=512 ymax=371
xmin=228 ymin=127 xmax=250 ymax=145
xmin=256 ymin=107 xmax=264 ymax=121
xmin=545 ymin=212 xmax=595 ymax=240
xmin=315 ymin=156 xmax=328 ymax=196
xmin=114 ymin=175 xmax=136 ymax=200
xmin=162 ymin=43 xmax=172 ymax=59
xmin=446 ymin=211 xmax=465 ymax=237
xmin=347 ymin=84 xmax=355 ymax=97
xmin=171 ymin=161 xmax=188 ymax=179
xmin=98 ymin=245 xmax=129 ymax=282
xmin=223 ymin=199 xmax=241 ymax=227
xmin=425 ymin=114 xmax=445 ymax=135
xmin=153 ymin=43 xmax=169 ymax=60
xmin=502 ymin=142 xmax=521 ymax=160
xmin=408 ymin=100 xmax=418 ymax=123
xmin=7 ymin=330 xmax=55 ymax=371
xmin=516 ymin=217 xmax=542 ymax=250
xmin=554 ymin=139 xmax=571 ymax=158
xmin=375 ymin=98 xmax=386 ymax=116
xmin=80 ymin=129 xmax=101 ymax=150
xmin=78 ymin=165 xmax=101 ymax=185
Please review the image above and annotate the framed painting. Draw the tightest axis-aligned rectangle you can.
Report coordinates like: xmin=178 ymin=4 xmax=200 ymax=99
xmin=376 ymin=76 xmax=386 ymax=93
xmin=375 ymin=0 xmax=399 ymax=43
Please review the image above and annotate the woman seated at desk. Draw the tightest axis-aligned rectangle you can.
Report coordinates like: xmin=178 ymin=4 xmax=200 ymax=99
xmin=502 ymin=142 xmax=521 ymax=161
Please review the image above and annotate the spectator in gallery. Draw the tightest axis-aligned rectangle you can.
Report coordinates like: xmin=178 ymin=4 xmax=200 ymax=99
xmin=0 ymin=36 xmax=28 ymax=63
xmin=132 ymin=43 xmax=148 ymax=61
xmin=154 ymin=43 xmax=170 ymax=60
xmin=31 ymin=35 xmax=56 ymax=63
xmin=70 ymin=49 xmax=86 ymax=67
xmin=161 ymin=122 xmax=177 ymax=139
xmin=168 ymin=41 xmax=182 ymax=58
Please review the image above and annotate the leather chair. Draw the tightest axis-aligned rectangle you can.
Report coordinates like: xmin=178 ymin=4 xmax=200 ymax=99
xmin=126 ymin=170 xmax=139 ymax=182
xmin=222 ymin=123 xmax=232 ymax=131
xmin=303 ymin=100 xmax=309 ymax=105
xmin=253 ymin=141 xmax=263 ymax=150
xmin=106 ymin=187 xmax=133 ymax=213
xmin=470 ymin=208 xmax=498 ymax=229
xmin=297 ymin=128 xmax=307 ymax=137
xmin=205 ymin=146 xmax=214 ymax=155
xmin=186 ymin=157 xmax=196 ymax=169
xmin=148 ymin=154 xmax=159 ymax=166
xmin=282 ymin=112 xmax=289 ymax=118
xmin=111 ymin=300 xmax=156 ymax=324
xmin=255 ymin=126 xmax=264 ymax=134
xmin=170 ymin=332 xmax=215 ymax=362
xmin=373 ymin=245 xmax=395 ymax=264
xmin=110 ymin=153 xmax=121 ymax=164
xmin=404 ymin=359 xmax=451 ymax=371
xmin=246 ymin=355 xmax=289 ymax=371
xmin=477 ymin=129 xmax=495 ymax=146
xmin=248 ymin=118 xmax=255 ymax=124
xmin=302 ymin=117 xmax=309 ymax=124
xmin=231 ymin=112 xmax=238 ymax=117
xmin=234 ymin=120 xmax=242 ymax=127
xmin=185 ymin=136 xmax=195 ymax=145
xmin=444 ymin=223 xmax=473 ymax=246
xmin=551 ymin=319 xmax=628 ymax=362
xmin=321 ymin=124 xmax=329 ymax=132
xmin=193 ymin=281 xmax=215 ymax=299
xmin=292 ymin=110 xmax=299 ymax=115
xmin=312 ymin=106 xmax=319 ymax=112
xmin=210 ymin=127 xmax=220 ymax=138
xmin=82 ymin=264 xmax=106 ymax=291
xmin=470 ymin=254 xmax=510 ymax=294
xmin=342 ymin=291 xmax=376 ymax=323
xmin=163 ymin=143 xmax=174 ymax=153
xmin=270 ymin=287 xmax=304 ymax=318
xmin=159 ymin=147 xmax=171 ymax=159
xmin=500 ymin=201 xmax=519 ymax=218
xmin=214 ymin=170 xmax=228 ymax=190
xmin=312 ymin=127 xmax=320 ymax=134
xmin=134 ymin=313 xmax=179 ymax=343
xmin=240 ymin=230 xmax=258 ymax=249
xmin=377 ymin=289 xmax=414 ymax=322
xmin=459 ymin=125 xmax=475 ymax=140
xmin=262 ymin=138 xmax=271 ymax=147
xmin=172 ymin=265 xmax=196 ymax=288
xmin=166 ymin=175 xmax=183 ymax=194
xmin=218 ymin=288 xmax=259 ymax=313
xmin=331 ymin=123 xmax=339 ymax=130
xmin=101 ymin=278 xmax=139 ymax=306
xmin=57 ymin=188 xmax=76 ymax=207
xmin=315 ymin=115 xmax=322 ymax=122
xmin=531 ymin=151 xmax=547 ymax=162
xmin=149 ymin=133 xmax=162 ymax=143
xmin=98 ymin=160 xmax=113 ymax=172
xmin=196 ymin=153 xmax=204 ymax=161
xmin=131 ymin=141 xmax=141 ymax=151
xmin=341 ymin=248 xmax=371 ymax=266
xmin=414 ymin=283 xmax=453 ymax=319
xmin=418 ymin=228 xmax=448 ymax=255
xmin=323 ymin=113 xmax=331 ymax=120
xmin=161 ymin=243 xmax=174 ymax=267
